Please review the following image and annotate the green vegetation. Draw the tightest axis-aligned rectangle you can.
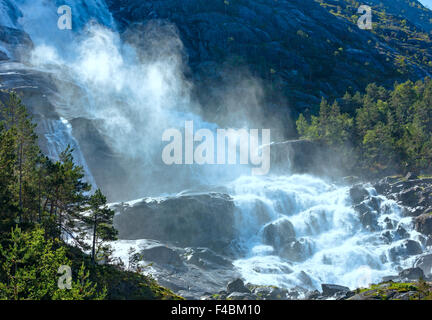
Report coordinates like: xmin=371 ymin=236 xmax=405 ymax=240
xmin=297 ymin=78 xmax=432 ymax=176
xmin=0 ymin=91 xmax=181 ymax=300
xmin=316 ymin=0 xmax=432 ymax=75
xmin=354 ymin=280 xmax=432 ymax=300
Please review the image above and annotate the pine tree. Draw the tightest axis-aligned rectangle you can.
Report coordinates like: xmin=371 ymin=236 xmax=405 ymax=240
xmin=0 ymin=124 xmax=18 ymax=236
xmin=0 ymin=91 xmax=40 ymax=225
xmin=42 ymin=146 xmax=91 ymax=245
xmin=87 ymin=189 xmax=118 ymax=264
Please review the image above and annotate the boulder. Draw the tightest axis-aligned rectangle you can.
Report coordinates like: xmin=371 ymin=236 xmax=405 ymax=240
xmin=349 ymin=185 xmax=369 ymax=205
xmin=398 ymin=267 xmax=425 ymax=280
xmin=280 ymin=238 xmax=314 ymax=262
xmin=114 ymin=193 xmax=236 ymax=253
xmin=354 ymin=202 xmax=379 ymax=231
xmin=321 ymin=284 xmax=350 ymax=297
xmin=141 ymin=245 xmax=183 ymax=266
xmin=395 ymin=225 xmax=409 ymax=239
xmin=305 ymin=290 xmax=321 ymax=300
xmin=252 ymin=286 xmax=287 ymax=300
xmin=398 ymin=187 xmax=422 ymax=207
xmin=262 ymin=218 xmax=296 ymax=249
xmin=227 ymin=279 xmax=250 ymax=294
xmin=415 ymin=214 xmax=432 ymax=236
xmin=414 ymin=254 xmax=432 ymax=277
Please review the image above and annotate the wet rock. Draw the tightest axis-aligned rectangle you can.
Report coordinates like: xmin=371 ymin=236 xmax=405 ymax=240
xmin=280 ymin=238 xmax=314 ymax=262
xmin=184 ymin=248 xmax=232 ymax=269
xmin=114 ymin=193 xmax=236 ymax=253
xmin=398 ymin=187 xmax=422 ymax=207
xmin=141 ymin=245 xmax=183 ymax=266
xmin=414 ymin=254 xmax=432 ymax=277
xmin=368 ymin=196 xmax=382 ymax=212
xmin=398 ymin=267 xmax=425 ymax=281
xmin=404 ymin=239 xmax=424 ymax=255
xmin=350 ymin=185 xmax=369 ymax=205
xmin=262 ymin=218 xmax=296 ymax=249
xmin=0 ymin=26 xmax=33 ymax=60
xmin=389 ymin=240 xmax=423 ymax=261
xmin=381 ymin=230 xmax=393 ymax=243
xmin=227 ymin=279 xmax=250 ymax=294
xmin=305 ymin=290 xmax=321 ymax=300
xmin=383 ymin=217 xmax=394 ymax=229
xmin=321 ymin=284 xmax=350 ymax=297
xmin=395 ymin=225 xmax=410 ymax=239
xmin=415 ymin=214 xmax=432 ymax=237
xmin=298 ymin=271 xmax=313 ymax=288
xmin=360 ymin=210 xmax=379 ymax=231
xmin=354 ymin=202 xmax=379 ymax=231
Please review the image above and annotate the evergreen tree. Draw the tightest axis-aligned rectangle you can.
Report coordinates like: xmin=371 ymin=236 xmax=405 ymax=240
xmin=0 ymin=91 xmax=40 ymax=226
xmin=87 ymin=189 xmax=118 ymax=264
xmin=0 ymin=124 xmax=18 ymax=235
xmin=0 ymin=227 xmax=105 ymax=300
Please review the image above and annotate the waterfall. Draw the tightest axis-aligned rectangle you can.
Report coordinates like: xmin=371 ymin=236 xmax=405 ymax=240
xmin=40 ymin=117 xmax=97 ymax=189
xmin=228 ymin=175 xmax=423 ymax=290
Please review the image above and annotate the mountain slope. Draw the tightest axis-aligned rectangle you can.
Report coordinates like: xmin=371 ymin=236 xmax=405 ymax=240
xmin=106 ymin=0 xmax=432 ymax=129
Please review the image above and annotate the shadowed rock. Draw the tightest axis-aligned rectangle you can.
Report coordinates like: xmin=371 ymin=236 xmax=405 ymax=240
xmin=113 ymin=192 xmax=236 ymax=253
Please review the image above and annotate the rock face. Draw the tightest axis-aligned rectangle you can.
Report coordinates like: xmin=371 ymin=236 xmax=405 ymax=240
xmin=0 ymin=26 xmax=33 ymax=60
xmin=106 ymin=0 xmax=432 ymax=130
xmin=374 ymin=178 xmax=432 ymax=216
xmin=113 ymin=193 xmax=236 ymax=253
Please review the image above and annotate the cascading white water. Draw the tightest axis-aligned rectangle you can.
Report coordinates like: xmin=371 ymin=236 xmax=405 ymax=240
xmin=227 ymin=175 xmax=423 ymax=290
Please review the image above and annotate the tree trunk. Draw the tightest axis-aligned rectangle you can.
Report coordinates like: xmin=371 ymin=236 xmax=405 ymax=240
xmin=91 ymin=214 xmax=97 ymax=264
